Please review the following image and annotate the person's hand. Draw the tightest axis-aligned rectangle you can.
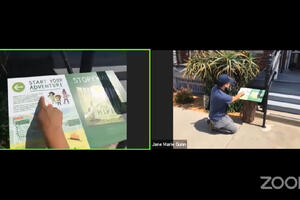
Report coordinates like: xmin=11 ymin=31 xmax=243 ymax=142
xmin=239 ymin=91 xmax=245 ymax=97
xmin=37 ymin=96 xmax=62 ymax=134
xmin=232 ymin=91 xmax=246 ymax=102
xmin=37 ymin=96 xmax=69 ymax=149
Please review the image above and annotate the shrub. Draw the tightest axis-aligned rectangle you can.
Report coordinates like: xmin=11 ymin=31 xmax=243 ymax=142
xmin=228 ymin=100 xmax=243 ymax=113
xmin=185 ymin=51 xmax=259 ymax=94
xmin=184 ymin=50 xmax=260 ymax=112
xmin=175 ymin=87 xmax=194 ymax=104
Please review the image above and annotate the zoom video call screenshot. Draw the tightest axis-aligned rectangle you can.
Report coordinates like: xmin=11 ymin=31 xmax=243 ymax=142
xmin=0 ymin=50 xmax=300 ymax=151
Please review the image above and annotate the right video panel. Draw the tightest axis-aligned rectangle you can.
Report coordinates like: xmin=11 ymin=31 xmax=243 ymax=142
xmin=173 ymin=50 xmax=300 ymax=149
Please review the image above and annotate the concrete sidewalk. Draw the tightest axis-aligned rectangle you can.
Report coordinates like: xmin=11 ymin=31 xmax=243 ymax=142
xmin=173 ymin=107 xmax=300 ymax=149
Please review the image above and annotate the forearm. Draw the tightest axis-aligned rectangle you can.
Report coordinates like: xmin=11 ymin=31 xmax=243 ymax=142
xmin=232 ymin=94 xmax=242 ymax=103
xmin=43 ymin=128 xmax=69 ymax=149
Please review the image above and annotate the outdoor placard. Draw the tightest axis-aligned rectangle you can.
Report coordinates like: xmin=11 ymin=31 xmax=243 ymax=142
xmin=7 ymin=71 xmax=127 ymax=149
xmin=238 ymin=87 xmax=265 ymax=103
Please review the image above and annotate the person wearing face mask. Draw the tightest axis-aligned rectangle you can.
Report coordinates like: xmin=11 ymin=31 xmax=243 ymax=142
xmin=207 ymin=74 xmax=245 ymax=134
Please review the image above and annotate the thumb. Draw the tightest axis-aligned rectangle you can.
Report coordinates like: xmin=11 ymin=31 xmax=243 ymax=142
xmin=39 ymin=96 xmax=46 ymax=109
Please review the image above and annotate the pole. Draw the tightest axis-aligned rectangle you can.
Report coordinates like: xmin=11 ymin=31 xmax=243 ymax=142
xmin=60 ymin=51 xmax=73 ymax=74
xmin=80 ymin=51 xmax=95 ymax=73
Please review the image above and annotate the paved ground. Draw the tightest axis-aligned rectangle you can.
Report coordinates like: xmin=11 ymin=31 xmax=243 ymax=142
xmin=173 ymin=107 xmax=300 ymax=149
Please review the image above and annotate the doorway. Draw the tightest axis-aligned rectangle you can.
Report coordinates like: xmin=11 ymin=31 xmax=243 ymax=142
xmin=276 ymin=51 xmax=300 ymax=83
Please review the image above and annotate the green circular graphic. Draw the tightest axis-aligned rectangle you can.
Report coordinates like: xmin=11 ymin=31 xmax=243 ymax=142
xmin=12 ymin=82 xmax=25 ymax=92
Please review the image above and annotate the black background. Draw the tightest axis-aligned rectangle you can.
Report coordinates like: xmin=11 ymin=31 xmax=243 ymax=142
xmin=2 ymin=32 xmax=300 ymax=195
xmin=151 ymin=50 xmax=173 ymax=148
xmin=127 ymin=51 xmax=149 ymax=148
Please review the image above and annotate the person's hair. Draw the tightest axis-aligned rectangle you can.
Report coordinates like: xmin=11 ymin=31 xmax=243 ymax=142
xmin=216 ymin=80 xmax=226 ymax=88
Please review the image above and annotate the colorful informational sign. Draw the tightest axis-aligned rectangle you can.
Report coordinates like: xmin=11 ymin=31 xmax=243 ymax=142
xmin=238 ymin=87 xmax=265 ymax=103
xmin=8 ymin=71 xmax=127 ymax=149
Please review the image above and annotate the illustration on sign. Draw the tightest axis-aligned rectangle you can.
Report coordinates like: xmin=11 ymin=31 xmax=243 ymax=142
xmin=238 ymin=87 xmax=265 ymax=103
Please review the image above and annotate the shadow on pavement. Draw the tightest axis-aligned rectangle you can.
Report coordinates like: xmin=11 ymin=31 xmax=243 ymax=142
xmin=192 ymin=117 xmax=241 ymax=135
xmin=191 ymin=118 xmax=212 ymax=134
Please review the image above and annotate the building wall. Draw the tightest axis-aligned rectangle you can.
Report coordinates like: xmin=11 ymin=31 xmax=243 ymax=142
xmin=174 ymin=50 xmax=192 ymax=65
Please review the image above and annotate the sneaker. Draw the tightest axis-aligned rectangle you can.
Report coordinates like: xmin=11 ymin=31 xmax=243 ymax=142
xmin=207 ymin=119 xmax=213 ymax=132
xmin=206 ymin=119 xmax=210 ymax=125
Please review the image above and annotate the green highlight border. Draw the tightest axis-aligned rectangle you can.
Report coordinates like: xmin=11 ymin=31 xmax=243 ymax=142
xmin=2 ymin=49 xmax=151 ymax=150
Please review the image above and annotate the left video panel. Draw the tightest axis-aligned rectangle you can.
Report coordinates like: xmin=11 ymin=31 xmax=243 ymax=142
xmin=0 ymin=50 xmax=150 ymax=150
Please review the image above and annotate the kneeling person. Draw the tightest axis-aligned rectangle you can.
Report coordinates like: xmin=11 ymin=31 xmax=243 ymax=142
xmin=207 ymin=74 xmax=245 ymax=134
